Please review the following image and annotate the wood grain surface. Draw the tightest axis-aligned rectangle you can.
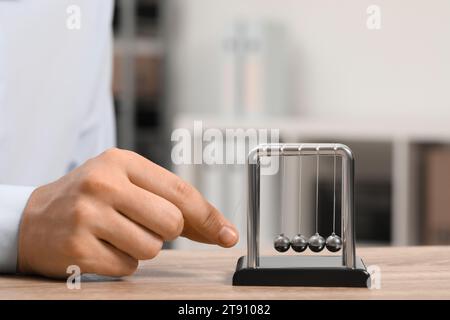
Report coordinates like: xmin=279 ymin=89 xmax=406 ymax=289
xmin=1 ymin=246 xmax=449 ymax=299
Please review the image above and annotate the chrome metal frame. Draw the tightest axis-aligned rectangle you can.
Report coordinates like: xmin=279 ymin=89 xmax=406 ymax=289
xmin=247 ymin=143 xmax=356 ymax=269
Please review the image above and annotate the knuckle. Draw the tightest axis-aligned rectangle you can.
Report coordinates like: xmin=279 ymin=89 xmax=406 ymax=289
xmin=71 ymin=199 xmax=92 ymax=227
xmin=78 ymin=170 xmax=102 ymax=193
xmin=133 ymin=232 xmax=164 ymax=261
xmin=63 ymin=236 xmax=86 ymax=259
xmin=78 ymin=170 xmax=115 ymax=195
xmin=174 ymin=179 xmax=194 ymax=200
xmin=101 ymin=147 xmax=122 ymax=160
xmin=101 ymin=148 xmax=136 ymax=163
xmin=141 ymin=237 xmax=163 ymax=260
xmin=100 ymin=148 xmax=139 ymax=169
xmin=164 ymin=207 xmax=184 ymax=240
xmin=200 ymin=204 xmax=220 ymax=231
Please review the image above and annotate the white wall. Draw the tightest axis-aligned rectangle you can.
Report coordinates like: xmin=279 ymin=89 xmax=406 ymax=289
xmin=166 ymin=0 xmax=450 ymax=121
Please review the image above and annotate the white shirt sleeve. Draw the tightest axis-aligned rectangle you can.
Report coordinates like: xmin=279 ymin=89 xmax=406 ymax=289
xmin=0 ymin=185 xmax=36 ymax=273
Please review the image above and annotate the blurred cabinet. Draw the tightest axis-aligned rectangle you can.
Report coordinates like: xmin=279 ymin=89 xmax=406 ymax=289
xmin=113 ymin=0 xmax=169 ymax=167
xmin=423 ymin=146 xmax=450 ymax=244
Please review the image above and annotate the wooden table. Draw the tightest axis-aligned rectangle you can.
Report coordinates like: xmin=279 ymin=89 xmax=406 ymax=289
xmin=1 ymin=246 xmax=449 ymax=299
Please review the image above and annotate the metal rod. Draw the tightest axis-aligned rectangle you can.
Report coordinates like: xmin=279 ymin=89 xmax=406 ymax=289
xmin=252 ymin=143 xmax=353 ymax=157
xmin=341 ymin=145 xmax=356 ymax=268
xmin=247 ymin=157 xmax=260 ymax=268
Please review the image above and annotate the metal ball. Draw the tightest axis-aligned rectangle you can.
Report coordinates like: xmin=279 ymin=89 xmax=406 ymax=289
xmin=308 ymin=233 xmax=326 ymax=252
xmin=290 ymin=234 xmax=308 ymax=252
xmin=326 ymin=233 xmax=342 ymax=252
xmin=274 ymin=234 xmax=290 ymax=252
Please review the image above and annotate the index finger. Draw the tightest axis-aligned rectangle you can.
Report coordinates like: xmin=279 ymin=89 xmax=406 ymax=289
xmin=113 ymin=149 xmax=239 ymax=248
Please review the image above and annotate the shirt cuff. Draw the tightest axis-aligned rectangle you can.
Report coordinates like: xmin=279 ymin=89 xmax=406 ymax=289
xmin=0 ymin=185 xmax=36 ymax=273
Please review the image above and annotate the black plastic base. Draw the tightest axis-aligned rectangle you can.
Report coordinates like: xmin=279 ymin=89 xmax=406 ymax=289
xmin=233 ymin=255 xmax=370 ymax=287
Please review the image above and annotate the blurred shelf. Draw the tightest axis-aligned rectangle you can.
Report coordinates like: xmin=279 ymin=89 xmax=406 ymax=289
xmin=174 ymin=114 xmax=450 ymax=143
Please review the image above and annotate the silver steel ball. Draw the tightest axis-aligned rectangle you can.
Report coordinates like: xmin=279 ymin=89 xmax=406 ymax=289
xmin=308 ymin=233 xmax=326 ymax=252
xmin=326 ymin=233 xmax=342 ymax=252
xmin=290 ymin=234 xmax=308 ymax=252
xmin=274 ymin=234 xmax=290 ymax=253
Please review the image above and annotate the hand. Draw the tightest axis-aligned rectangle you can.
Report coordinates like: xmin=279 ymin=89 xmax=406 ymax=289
xmin=18 ymin=148 xmax=239 ymax=278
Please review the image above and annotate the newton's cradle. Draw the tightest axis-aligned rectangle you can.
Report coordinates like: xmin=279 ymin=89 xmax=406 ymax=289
xmin=233 ymin=143 xmax=371 ymax=287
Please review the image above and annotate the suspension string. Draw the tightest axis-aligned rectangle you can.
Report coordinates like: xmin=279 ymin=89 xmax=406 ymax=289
xmin=280 ymin=148 xmax=286 ymax=234
xmin=298 ymin=149 xmax=302 ymax=233
xmin=315 ymin=148 xmax=320 ymax=233
xmin=333 ymin=149 xmax=337 ymax=234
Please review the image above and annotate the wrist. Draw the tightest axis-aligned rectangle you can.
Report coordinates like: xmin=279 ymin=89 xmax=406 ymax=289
xmin=17 ymin=186 xmax=44 ymax=274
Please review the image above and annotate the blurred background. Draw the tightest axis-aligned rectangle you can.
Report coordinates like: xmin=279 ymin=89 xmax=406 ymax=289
xmin=112 ymin=0 xmax=450 ymax=250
